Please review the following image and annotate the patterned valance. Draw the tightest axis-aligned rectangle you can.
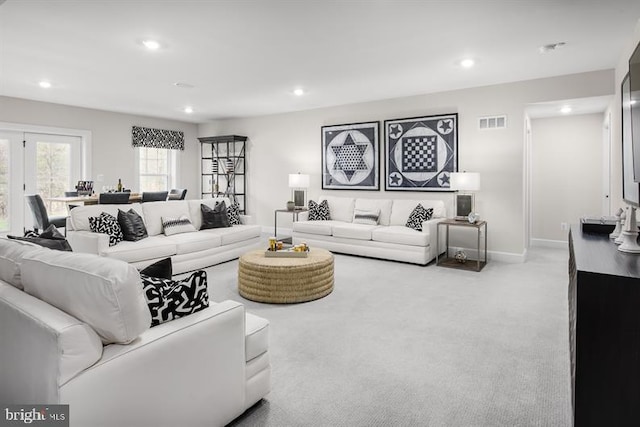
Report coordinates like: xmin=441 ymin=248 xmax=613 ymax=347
xmin=132 ymin=126 xmax=184 ymax=150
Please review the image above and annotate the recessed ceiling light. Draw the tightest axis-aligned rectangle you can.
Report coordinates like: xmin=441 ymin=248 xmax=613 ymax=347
xmin=460 ymin=58 xmax=475 ymax=68
xmin=39 ymin=81 xmax=51 ymax=88
xmin=560 ymin=106 xmax=572 ymax=114
xmin=293 ymin=88 xmax=304 ymax=96
xmin=184 ymin=106 xmax=194 ymax=114
xmin=539 ymin=42 xmax=566 ymax=54
xmin=142 ymin=40 xmax=161 ymax=50
xmin=631 ymin=100 xmax=637 ymax=105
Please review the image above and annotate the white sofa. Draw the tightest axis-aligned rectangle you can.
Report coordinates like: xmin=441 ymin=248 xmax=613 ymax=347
xmin=66 ymin=197 xmax=262 ymax=274
xmin=0 ymin=238 xmax=270 ymax=427
xmin=292 ymin=195 xmax=446 ymax=265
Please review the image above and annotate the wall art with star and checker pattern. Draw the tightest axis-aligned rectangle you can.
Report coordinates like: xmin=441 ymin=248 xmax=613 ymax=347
xmin=321 ymin=121 xmax=379 ymax=190
xmin=384 ymin=114 xmax=458 ymax=191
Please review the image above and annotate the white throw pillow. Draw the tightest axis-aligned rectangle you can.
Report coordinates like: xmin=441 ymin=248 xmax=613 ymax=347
xmin=353 ymin=208 xmax=380 ymax=225
xmin=162 ymin=215 xmax=197 ymax=236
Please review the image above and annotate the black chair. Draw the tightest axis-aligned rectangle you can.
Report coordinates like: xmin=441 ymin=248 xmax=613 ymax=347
xmin=64 ymin=191 xmax=78 ymax=197
xmin=25 ymin=194 xmax=67 ymax=233
xmin=98 ymin=192 xmax=130 ymax=204
xmin=168 ymin=188 xmax=187 ymax=200
xmin=142 ymin=191 xmax=169 ymax=203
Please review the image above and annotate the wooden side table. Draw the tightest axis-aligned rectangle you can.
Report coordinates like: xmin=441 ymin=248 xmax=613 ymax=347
xmin=274 ymin=208 xmax=308 ymax=243
xmin=436 ymin=219 xmax=487 ymax=271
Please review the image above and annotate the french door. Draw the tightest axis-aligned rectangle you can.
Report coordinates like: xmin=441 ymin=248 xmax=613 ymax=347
xmin=0 ymin=131 xmax=82 ymax=234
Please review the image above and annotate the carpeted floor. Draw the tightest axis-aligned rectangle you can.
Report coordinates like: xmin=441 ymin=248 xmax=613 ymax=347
xmin=187 ymin=246 xmax=572 ymax=427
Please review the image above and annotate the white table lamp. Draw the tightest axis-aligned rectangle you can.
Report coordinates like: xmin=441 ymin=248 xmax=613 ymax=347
xmin=450 ymin=172 xmax=480 ymax=219
xmin=289 ymin=173 xmax=310 ymax=209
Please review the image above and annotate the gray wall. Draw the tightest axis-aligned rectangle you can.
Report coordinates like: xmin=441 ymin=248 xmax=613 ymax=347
xmin=0 ymin=96 xmax=199 ymax=196
xmin=199 ymin=70 xmax=614 ymax=259
xmin=531 ymin=114 xmax=604 ymax=242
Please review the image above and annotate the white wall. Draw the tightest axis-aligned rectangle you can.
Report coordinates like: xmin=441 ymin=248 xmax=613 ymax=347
xmin=0 ymin=96 xmax=199 ymax=196
xmin=531 ymin=114 xmax=604 ymax=242
xmin=199 ymin=70 xmax=613 ymax=259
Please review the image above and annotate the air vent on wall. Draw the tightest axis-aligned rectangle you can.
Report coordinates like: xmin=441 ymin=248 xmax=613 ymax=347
xmin=478 ymin=115 xmax=507 ymax=130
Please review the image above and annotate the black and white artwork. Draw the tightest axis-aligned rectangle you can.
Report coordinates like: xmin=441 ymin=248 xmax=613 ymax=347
xmin=384 ymin=114 xmax=458 ymax=191
xmin=321 ymin=122 xmax=379 ymax=190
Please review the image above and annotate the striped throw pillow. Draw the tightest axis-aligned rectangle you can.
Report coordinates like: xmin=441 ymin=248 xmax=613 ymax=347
xmin=353 ymin=209 xmax=380 ymax=225
xmin=162 ymin=215 xmax=196 ymax=236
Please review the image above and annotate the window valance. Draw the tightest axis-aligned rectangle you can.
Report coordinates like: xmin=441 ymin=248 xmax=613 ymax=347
xmin=132 ymin=126 xmax=184 ymax=150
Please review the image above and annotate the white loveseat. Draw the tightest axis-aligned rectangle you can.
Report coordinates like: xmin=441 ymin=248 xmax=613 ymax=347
xmin=0 ymin=238 xmax=270 ymax=427
xmin=66 ymin=197 xmax=261 ymax=274
xmin=292 ymin=195 xmax=446 ymax=265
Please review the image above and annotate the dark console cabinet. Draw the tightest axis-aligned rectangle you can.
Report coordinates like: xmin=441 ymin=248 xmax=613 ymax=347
xmin=568 ymin=227 xmax=640 ymax=426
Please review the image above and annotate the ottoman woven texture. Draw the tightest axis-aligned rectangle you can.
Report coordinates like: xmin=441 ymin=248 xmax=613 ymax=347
xmin=238 ymin=248 xmax=334 ymax=303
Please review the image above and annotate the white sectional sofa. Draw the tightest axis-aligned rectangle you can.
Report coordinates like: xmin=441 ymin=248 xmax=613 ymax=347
xmin=292 ymin=195 xmax=447 ymax=265
xmin=66 ymin=197 xmax=261 ymax=274
xmin=0 ymin=238 xmax=270 ymax=427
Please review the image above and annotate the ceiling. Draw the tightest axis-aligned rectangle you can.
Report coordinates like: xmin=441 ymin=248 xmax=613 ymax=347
xmin=1 ymin=1 xmax=640 ymax=123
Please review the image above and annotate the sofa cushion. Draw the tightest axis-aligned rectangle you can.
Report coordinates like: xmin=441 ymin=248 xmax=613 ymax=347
xmin=162 ymin=215 xmax=197 ymax=236
xmin=245 ymin=313 xmax=269 ymax=362
xmin=100 ymin=235 xmax=177 ymax=263
xmin=390 ymin=199 xmax=445 ymax=225
xmin=293 ymin=220 xmax=342 ymax=236
xmin=188 ymin=197 xmax=231 ymax=230
xmin=140 ymin=257 xmax=173 ymax=280
xmin=142 ymin=201 xmax=190 ymax=236
xmin=165 ymin=231 xmax=222 ymax=255
xmin=354 ymin=198 xmax=393 ymax=226
xmin=371 ymin=225 xmax=430 ymax=247
xmin=201 ymin=202 xmax=231 ymax=229
xmin=89 ymin=212 xmax=123 ymax=246
xmin=140 ymin=270 xmax=209 ymax=327
xmin=118 ymin=208 xmax=148 ymax=241
xmin=7 ymin=225 xmax=72 ymax=251
xmin=70 ymin=203 xmax=144 ymax=232
xmin=0 ymin=238 xmax=43 ymax=290
xmin=227 ymin=202 xmax=242 ymax=225
xmin=332 ymin=224 xmax=377 ymax=241
xmin=21 ymin=250 xmax=151 ymax=344
xmin=405 ymin=205 xmax=434 ymax=231
xmin=352 ymin=209 xmax=380 ymax=226
xmin=201 ymin=225 xmax=261 ymax=246
xmin=319 ymin=196 xmax=355 ymax=222
xmin=308 ymin=199 xmax=330 ymax=221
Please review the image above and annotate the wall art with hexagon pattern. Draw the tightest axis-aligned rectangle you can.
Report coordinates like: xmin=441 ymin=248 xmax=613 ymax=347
xmin=321 ymin=121 xmax=379 ymax=190
xmin=384 ymin=114 xmax=458 ymax=191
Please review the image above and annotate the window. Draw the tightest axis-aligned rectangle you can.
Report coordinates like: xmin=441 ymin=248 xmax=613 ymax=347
xmin=138 ymin=147 xmax=176 ymax=191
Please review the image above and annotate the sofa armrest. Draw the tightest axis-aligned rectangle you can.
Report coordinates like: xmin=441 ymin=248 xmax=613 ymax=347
xmin=240 ymin=214 xmax=254 ymax=225
xmin=297 ymin=211 xmax=309 ymax=221
xmin=423 ymin=218 xmax=447 ymax=255
xmin=59 ymin=300 xmax=248 ymax=426
xmin=67 ymin=230 xmax=109 ymax=255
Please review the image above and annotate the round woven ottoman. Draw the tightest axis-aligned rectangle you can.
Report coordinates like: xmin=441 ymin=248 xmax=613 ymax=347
xmin=238 ymin=248 xmax=334 ymax=303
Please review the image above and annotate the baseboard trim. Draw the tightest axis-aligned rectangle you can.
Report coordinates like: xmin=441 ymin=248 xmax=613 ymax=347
xmin=531 ymin=238 xmax=567 ymax=249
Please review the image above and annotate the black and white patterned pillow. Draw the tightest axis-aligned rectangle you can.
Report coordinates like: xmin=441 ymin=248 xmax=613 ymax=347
xmin=308 ymin=199 xmax=330 ymax=221
xmin=405 ymin=204 xmax=434 ymax=231
xmin=227 ymin=202 xmax=241 ymax=225
xmin=140 ymin=270 xmax=209 ymax=327
xmin=89 ymin=212 xmax=123 ymax=246
xmin=162 ymin=215 xmax=196 ymax=236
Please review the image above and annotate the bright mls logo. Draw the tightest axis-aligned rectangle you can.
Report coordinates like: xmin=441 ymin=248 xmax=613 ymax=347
xmin=1 ymin=405 xmax=68 ymax=426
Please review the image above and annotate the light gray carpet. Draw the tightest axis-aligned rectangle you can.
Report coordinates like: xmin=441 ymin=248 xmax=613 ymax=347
xmin=186 ymin=247 xmax=572 ymax=427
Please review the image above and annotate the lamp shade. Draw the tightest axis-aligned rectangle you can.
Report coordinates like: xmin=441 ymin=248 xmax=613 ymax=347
xmin=450 ymin=172 xmax=480 ymax=191
xmin=289 ymin=173 xmax=310 ymax=188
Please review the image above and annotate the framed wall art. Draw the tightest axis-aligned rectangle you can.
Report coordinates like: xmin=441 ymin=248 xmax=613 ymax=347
xmin=384 ymin=113 xmax=458 ymax=191
xmin=321 ymin=121 xmax=379 ymax=190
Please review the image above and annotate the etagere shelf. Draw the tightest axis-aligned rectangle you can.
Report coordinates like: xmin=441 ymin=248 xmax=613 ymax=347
xmin=198 ymin=135 xmax=247 ymax=214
